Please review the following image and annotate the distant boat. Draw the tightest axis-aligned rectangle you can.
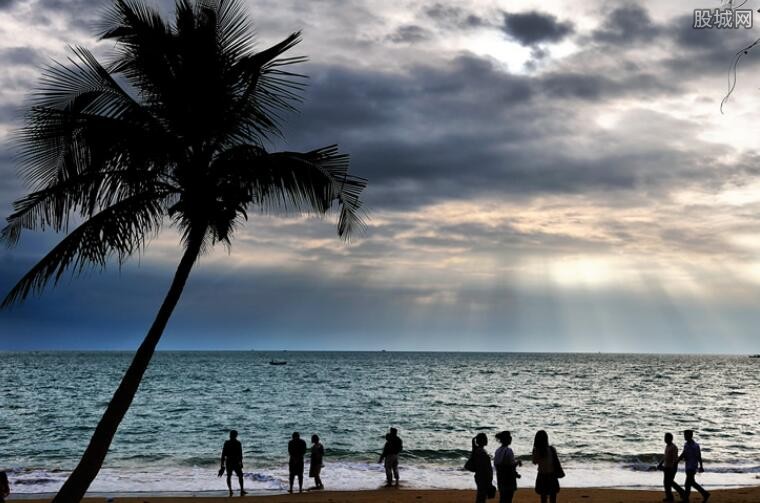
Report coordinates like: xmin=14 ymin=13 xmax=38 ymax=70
xmin=750 ymin=354 xmax=760 ymax=359
xmin=269 ymin=360 xmax=287 ymax=365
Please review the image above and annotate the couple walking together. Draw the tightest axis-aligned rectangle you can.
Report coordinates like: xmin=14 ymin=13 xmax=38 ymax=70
xmin=467 ymin=430 xmax=563 ymax=503
xmin=658 ymin=430 xmax=710 ymax=502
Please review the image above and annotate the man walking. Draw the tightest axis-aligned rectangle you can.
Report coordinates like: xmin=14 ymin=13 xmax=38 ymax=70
xmin=657 ymin=433 xmax=685 ymax=502
xmin=679 ymin=430 xmax=710 ymax=502
xmin=218 ymin=430 xmax=246 ymax=497
xmin=378 ymin=427 xmax=403 ymax=487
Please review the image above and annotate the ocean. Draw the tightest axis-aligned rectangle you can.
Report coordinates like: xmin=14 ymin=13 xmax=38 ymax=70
xmin=2 ymin=351 xmax=759 ymax=496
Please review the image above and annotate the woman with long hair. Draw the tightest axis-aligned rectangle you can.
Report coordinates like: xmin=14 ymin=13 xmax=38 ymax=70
xmin=468 ymin=433 xmax=494 ymax=502
xmin=309 ymin=434 xmax=325 ymax=490
xmin=531 ymin=430 xmax=560 ymax=503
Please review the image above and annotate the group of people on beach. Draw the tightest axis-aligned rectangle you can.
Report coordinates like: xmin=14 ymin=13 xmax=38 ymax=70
xmin=219 ymin=429 xmax=324 ymax=497
xmin=217 ymin=427 xmax=710 ymax=502
xmin=219 ymin=427 xmax=403 ymax=496
xmin=465 ymin=428 xmax=710 ymax=503
xmin=466 ymin=429 xmax=562 ymax=503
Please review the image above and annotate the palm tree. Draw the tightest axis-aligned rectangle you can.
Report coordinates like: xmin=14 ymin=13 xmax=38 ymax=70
xmin=0 ymin=0 xmax=366 ymax=500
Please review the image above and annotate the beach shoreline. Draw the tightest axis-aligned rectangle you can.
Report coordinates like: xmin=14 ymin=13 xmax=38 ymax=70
xmin=11 ymin=487 xmax=760 ymax=502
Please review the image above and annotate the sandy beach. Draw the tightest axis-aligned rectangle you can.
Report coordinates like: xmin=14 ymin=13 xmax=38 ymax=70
xmin=15 ymin=487 xmax=760 ymax=503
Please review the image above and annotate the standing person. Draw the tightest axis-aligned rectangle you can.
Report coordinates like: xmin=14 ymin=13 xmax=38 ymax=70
xmin=288 ymin=432 xmax=308 ymax=494
xmin=657 ymin=433 xmax=685 ymax=502
xmin=494 ymin=431 xmax=521 ymax=503
xmin=531 ymin=430 xmax=560 ymax=503
xmin=309 ymin=434 xmax=325 ymax=490
xmin=679 ymin=430 xmax=710 ymax=502
xmin=0 ymin=471 xmax=10 ymax=503
xmin=465 ymin=433 xmax=494 ymax=503
xmin=378 ymin=427 xmax=403 ymax=487
xmin=218 ymin=430 xmax=246 ymax=497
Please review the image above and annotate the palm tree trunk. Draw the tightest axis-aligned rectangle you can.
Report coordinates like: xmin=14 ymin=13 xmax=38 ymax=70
xmin=53 ymin=232 xmax=205 ymax=502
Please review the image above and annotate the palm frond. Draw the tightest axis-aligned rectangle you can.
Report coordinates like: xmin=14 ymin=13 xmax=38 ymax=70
xmin=99 ymin=0 xmax=177 ymax=106
xmin=1 ymin=171 xmax=176 ymax=245
xmin=199 ymin=0 xmax=255 ymax=58
xmin=1 ymin=191 xmax=169 ymax=307
xmin=213 ymin=144 xmax=367 ymax=239
xmin=18 ymin=46 xmax=173 ymax=192
xmin=231 ymin=32 xmax=307 ymax=142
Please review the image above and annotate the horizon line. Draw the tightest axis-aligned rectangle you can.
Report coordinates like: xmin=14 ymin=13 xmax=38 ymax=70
xmin=1 ymin=349 xmax=757 ymax=356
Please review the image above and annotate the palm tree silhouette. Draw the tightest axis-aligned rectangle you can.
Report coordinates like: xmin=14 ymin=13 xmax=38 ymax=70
xmin=1 ymin=0 xmax=366 ymax=500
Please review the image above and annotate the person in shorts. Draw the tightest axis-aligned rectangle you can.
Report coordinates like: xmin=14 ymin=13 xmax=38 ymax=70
xmin=218 ymin=430 xmax=246 ymax=497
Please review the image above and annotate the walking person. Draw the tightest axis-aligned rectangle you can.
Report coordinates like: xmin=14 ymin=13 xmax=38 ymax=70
xmin=0 ymin=471 xmax=10 ymax=503
xmin=494 ymin=431 xmax=521 ymax=503
xmin=657 ymin=433 xmax=685 ymax=502
xmin=378 ymin=427 xmax=403 ymax=487
xmin=218 ymin=430 xmax=246 ymax=497
xmin=465 ymin=433 xmax=495 ymax=503
xmin=532 ymin=430 xmax=561 ymax=503
xmin=679 ymin=430 xmax=710 ymax=502
xmin=288 ymin=432 xmax=308 ymax=493
xmin=309 ymin=434 xmax=325 ymax=490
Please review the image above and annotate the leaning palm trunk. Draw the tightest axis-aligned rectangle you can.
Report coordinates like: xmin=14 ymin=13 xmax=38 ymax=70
xmin=53 ymin=233 xmax=204 ymax=502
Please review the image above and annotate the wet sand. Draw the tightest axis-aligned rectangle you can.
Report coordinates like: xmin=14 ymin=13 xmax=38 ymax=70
xmin=17 ymin=487 xmax=760 ymax=503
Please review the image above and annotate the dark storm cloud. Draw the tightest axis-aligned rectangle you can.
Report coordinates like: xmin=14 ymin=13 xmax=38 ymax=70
xmin=540 ymin=71 xmax=679 ymax=100
xmin=274 ymin=52 xmax=698 ymax=211
xmin=662 ymin=14 xmax=760 ymax=79
xmin=0 ymin=0 xmax=15 ymax=9
xmin=591 ymin=4 xmax=661 ymax=45
xmin=424 ymin=3 xmax=487 ymax=30
xmin=387 ymin=24 xmax=430 ymax=44
xmin=502 ymin=11 xmax=573 ymax=46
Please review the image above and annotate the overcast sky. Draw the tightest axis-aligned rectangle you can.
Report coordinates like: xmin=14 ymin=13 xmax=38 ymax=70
xmin=3 ymin=0 xmax=760 ymax=352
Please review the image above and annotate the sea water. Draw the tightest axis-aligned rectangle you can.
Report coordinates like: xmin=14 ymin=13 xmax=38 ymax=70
xmin=1 ymin=351 xmax=760 ymax=496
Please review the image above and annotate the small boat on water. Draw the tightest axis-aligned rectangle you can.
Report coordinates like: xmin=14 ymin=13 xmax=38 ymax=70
xmin=269 ymin=360 xmax=287 ymax=365
xmin=750 ymin=354 xmax=760 ymax=359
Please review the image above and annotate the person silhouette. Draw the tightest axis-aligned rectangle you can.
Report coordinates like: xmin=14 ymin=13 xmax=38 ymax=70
xmin=532 ymin=430 xmax=560 ymax=503
xmin=0 ymin=471 xmax=9 ymax=503
xmin=494 ymin=431 xmax=521 ymax=503
xmin=657 ymin=433 xmax=685 ymax=502
xmin=378 ymin=427 xmax=403 ymax=487
xmin=467 ymin=433 xmax=494 ymax=503
xmin=288 ymin=432 xmax=307 ymax=493
xmin=309 ymin=434 xmax=325 ymax=490
xmin=218 ymin=430 xmax=246 ymax=497
xmin=678 ymin=430 xmax=710 ymax=502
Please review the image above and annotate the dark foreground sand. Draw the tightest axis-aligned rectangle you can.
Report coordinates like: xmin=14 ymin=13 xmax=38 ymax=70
xmin=18 ymin=487 xmax=760 ymax=503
